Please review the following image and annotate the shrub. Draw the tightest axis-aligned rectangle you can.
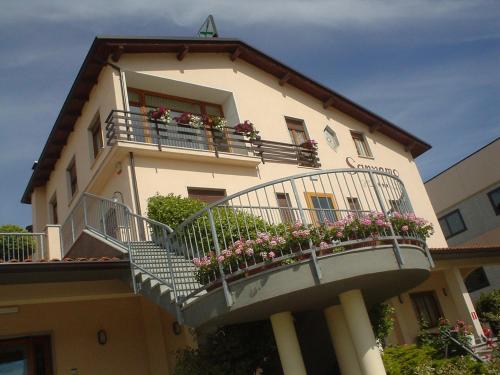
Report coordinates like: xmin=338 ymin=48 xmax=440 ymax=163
xmin=369 ymin=302 xmax=396 ymax=345
xmin=174 ymin=321 xmax=281 ymax=375
xmin=476 ymin=289 xmax=500 ymax=334
xmin=147 ymin=194 xmax=205 ymax=229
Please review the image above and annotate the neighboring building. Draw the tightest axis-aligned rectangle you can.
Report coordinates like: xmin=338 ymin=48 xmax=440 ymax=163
xmin=425 ymin=138 xmax=500 ymax=300
xmin=1 ymin=35 xmax=498 ymax=375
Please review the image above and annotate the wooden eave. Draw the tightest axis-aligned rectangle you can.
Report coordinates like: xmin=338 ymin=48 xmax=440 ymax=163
xmin=22 ymin=36 xmax=431 ymax=204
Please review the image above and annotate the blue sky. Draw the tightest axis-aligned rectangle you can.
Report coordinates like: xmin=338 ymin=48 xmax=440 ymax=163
xmin=1 ymin=0 xmax=499 ymax=227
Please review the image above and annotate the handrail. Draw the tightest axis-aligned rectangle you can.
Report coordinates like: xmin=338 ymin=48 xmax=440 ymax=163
xmin=105 ymin=109 xmax=320 ymax=168
xmin=0 ymin=232 xmax=46 ymax=262
xmin=442 ymin=330 xmax=485 ymax=363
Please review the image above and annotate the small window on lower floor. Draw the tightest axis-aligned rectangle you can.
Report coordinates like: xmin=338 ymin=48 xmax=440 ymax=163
xmin=438 ymin=209 xmax=467 ymax=239
xmin=347 ymin=197 xmax=362 ymax=215
xmin=465 ymin=267 xmax=490 ymax=293
xmin=305 ymin=192 xmax=337 ymax=223
xmin=276 ymin=192 xmax=295 ymax=224
xmin=187 ymin=188 xmax=226 ymax=204
xmin=410 ymin=291 xmax=443 ymax=328
xmin=487 ymin=186 xmax=500 ymax=215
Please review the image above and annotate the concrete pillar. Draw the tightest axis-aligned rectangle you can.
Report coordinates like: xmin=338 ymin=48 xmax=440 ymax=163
xmin=444 ymin=267 xmax=483 ymax=341
xmin=339 ymin=289 xmax=386 ymax=375
xmin=45 ymin=225 xmax=62 ymax=260
xmin=270 ymin=311 xmax=307 ymax=375
xmin=324 ymin=305 xmax=362 ymax=375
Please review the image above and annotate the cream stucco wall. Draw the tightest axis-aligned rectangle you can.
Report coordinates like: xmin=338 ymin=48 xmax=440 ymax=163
xmin=31 ymin=52 xmax=446 ymax=247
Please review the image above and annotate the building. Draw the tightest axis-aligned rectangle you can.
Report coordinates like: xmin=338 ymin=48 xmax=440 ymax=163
xmin=425 ymin=138 xmax=500 ymax=300
xmin=1 ymin=35 xmax=499 ymax=375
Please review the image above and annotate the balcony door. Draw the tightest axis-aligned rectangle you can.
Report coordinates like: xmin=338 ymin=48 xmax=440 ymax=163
xmin=0 ymin=336 xmax=53 ymax=375
xmin=127 ymin=88 xmax=229 ymax=152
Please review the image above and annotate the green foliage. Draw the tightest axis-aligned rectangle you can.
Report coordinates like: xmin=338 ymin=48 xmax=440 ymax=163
xmin=147 ymin=194 xmax=206 ymax=229
xmin=369 ymin=302 xmax=396 ymax=344
xmin=476 ymin=289 xmax=500 ymax=333
xmin=0 ymin=224 xmax=35 ymax=260
xmin=383 ymin=345 xmax=491 ymax=375
xmin=174 ymin=321 xmax=281 ymax=375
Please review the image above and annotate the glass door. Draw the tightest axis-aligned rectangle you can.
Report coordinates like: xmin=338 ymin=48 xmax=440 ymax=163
xmin=0 ymin=336 xmax=52 ymax=375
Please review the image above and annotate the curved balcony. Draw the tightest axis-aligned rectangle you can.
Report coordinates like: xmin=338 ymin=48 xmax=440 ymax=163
xmin=168 ymin=169 xmax=435 ymax=327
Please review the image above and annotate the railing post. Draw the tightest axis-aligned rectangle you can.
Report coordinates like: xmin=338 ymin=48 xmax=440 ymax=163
xmin=39 ymin=234 xmax=45 ymax=260
xmin=368 ymin=171 xmax=405 ymax=266
xmin=100 ymin=201 xmax=107 ymax=239
xmin=207 ymin=208 xmax=233 ymax=306
xmin=70 ymin=216 xmax=75 ymax=243
xmin=290 ymin=178 xmax=323 ymax=280
xmin=165 ymin=232 xmax=184 ymax=324
xmin=83 ymin=195 xmax=88 ymax=228
xmin=154 ymin=121 xmax=162 ymax=151
xmin=124 ymin=210 xmax=138 ymax=294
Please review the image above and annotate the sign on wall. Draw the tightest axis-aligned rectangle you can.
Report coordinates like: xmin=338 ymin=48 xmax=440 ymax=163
xmin=346 ymin=156 xmax=400 ymax=177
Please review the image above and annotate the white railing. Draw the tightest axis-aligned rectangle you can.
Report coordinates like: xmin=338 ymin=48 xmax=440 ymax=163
xmin=0 ymin=232 xmax=46 ymax=262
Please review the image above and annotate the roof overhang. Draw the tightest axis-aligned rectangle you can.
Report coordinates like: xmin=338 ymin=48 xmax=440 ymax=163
xmin=430 ymin=245 xmax=500 ymax=260
xmin=21 ymin=36 xmax=432 ymax=204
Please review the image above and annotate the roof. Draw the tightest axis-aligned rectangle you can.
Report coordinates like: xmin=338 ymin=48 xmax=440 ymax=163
xmin=430 ymin=245 xmax=500 ymax=260
xmin=21 ymin=36 xmax=432 ymax=204
xmin=425 ymin=137 xmax=500 ymax=184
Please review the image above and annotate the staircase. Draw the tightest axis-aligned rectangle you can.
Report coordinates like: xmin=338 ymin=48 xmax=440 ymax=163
xmin=61 ymin=193 xmax=201 ymax=323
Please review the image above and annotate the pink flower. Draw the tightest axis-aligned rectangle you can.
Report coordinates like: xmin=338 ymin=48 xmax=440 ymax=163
xmin=375 ymin=219 xmax=384 ymax=226
xmin=320 ymin=241 xmax=330 ymax=250
xmin=245 ymin=248 xmax=254 ymax=256
xmin=269 ymin=240 xmax=277 ymax=248
xmin=217 ymin=255 xmax=225 ymax=263
xmin=268 ymin=251 xmax=276 ymax=259
xmin=401 ymin=225 xmax=409 ymax=232
xmin=234 ymin=248 xmax=242 ymax=255
xmin=360 ymin=218 xmax=372 ymax=225
xmin=193 ymin=258 xmax=201 ymax=267
xmin=336 ymin=232 xmax=344 ymax=238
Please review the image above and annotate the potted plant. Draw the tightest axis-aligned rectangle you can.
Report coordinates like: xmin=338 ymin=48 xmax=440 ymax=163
xmin=234 ymin=120 xmax=259 ymax=140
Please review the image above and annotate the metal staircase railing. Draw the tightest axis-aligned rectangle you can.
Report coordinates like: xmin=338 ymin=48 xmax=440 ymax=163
xmin=60 ymin=169 xmax=433 ymax=324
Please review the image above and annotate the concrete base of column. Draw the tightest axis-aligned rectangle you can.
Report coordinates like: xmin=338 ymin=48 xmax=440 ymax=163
xmin=340 ymin=289 xmax=386 ymax=375
xmin=270 ymin=311 xmax=307 ymax=375
xmin=324 ymin=305 xmax=362 ymax=375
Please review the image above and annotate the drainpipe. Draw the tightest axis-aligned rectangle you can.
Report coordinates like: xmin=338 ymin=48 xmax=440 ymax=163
xmin=129 ymin=152 xmax=142 ymax=217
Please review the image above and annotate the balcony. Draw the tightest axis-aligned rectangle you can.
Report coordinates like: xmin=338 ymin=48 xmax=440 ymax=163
xmin=105 ymin=110 xmax=320 ymax=167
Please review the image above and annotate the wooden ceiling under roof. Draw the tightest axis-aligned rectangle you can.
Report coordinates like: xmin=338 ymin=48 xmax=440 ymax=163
xmin=22 ymin=37 xmax=431 ymax=204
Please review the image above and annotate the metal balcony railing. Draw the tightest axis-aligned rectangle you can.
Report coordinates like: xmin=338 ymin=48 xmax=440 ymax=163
xmin=0 ymin=232 xmax=46 ymax=262
xmin=105 ymin=110 xmax=320 ymax=167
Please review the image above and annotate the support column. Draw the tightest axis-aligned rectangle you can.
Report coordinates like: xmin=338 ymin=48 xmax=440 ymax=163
xmin=270 ymin=311 xmax=307 ymax=375
xmin=324 ymin=305 xmax=362 ymax=375
xmin=444 ymin=267 xmax=483 ymax=341
xmin=339 ymin=289 xmax=386 ymax=375
xmin=45 ymin=225 xmax=62 ymax=260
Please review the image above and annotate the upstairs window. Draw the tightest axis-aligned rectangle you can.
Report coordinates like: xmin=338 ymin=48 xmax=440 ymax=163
xmin=410 ymin=291 xmax=442 ymax=328
xmin=465 ymin=267 xmax=490 ymax=293
xmin=66 ymin=158 xmax=78 ymax=199
xmin=286 ymin=118 xmax=309 ymax=146
xmin=89 ymin=114 xmax=103 ymax=159
xmin=351 ymin=131 xmax=372 ymax=158
xmin=438 ymin=209 xmax=466 ymax=239
xmin=187 ymin=188 xmax=226 ymax=204
xmin=488 ymin=186 xmax=500 ymax=215
xmin=49 ymin=194 xmax=58 ymax=224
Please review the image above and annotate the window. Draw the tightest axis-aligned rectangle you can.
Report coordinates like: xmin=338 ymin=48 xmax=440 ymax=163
xmin=286 ymin=118 xmax=309 ymax=146
xmin=465 ymin=267 xmax=490 ymax=293
xmin=0 ymin=335 xmax=53 ymax=374
xmin=410 ymin=291 xmax=443 ymax=328
xmin=276 ymin=193 xmax=295 ymax=223
xmin=89 ymin=114 xmax=103 ymax=159
xmin=438 ymin=209 xmax=466 ymax=239
xmin=488 ymin=186 xmax=500 ymax=215
xmin=66 ymin=158 xmax=78 ymax=198
xmin=187 ymin=188 xmax=226 ymax=204
xmin=351 ymin=131 xmax=372 ymax=158
xmin=347 ymin=197 xmax=362 ymax=216
xmin=305 ymin=192 xmax=337 ymax=223
xmin=49 ymin=194 xmax=58 ymax=224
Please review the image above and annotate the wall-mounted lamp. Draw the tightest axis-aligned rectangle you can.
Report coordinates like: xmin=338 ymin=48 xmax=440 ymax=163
xmin=442 ymin=288 xmax=448 ymax=297
xmin=97 ymin=329 xmax=108 ymax=345
xmin=172 ymin=321 xmax=182 ymax=336
xmin=112 ymin=191 xmax=124 ymax=203
xmin=115 ymin=162 xmax=122 ymax=175
xmin=0 ymin=306 xmax=19 ymax=315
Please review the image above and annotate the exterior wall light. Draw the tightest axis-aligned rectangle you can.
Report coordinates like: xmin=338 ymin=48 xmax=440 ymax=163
xmin=442 ymin=288 xmax=448 ymax=297
xmin=97 ymin=329 xmax=107 ymax=345
xmin=172 ymin=321 xmax=182 ymax=336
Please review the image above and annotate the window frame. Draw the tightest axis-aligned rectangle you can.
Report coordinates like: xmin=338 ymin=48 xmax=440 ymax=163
xmin=187 ymin=187 xmax=227 ymax=204
xmin=487 ymin=186 xmax=500 ymax=216
xmin=304 ymin=192 xmax=338 ymax=224
xmin=438 ymin=209 xmax=467 ymax=239
xmin=285 ymin=117 xmax=310 ymax=146
xmin=49 ymin=193 xmax=58 ymax=224
xmin=409 ymin=291 xmax=443 ymax=328
xmin=66 ymin=157 xmax=78 ymax=200
xmin=350 ymin=131 xmax=373 ymax=158
xmin=89 ymin=113 xmax=103 ymax=160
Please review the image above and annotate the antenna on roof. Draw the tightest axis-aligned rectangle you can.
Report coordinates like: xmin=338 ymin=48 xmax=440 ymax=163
xmin=197 ymin=15 xmax=218 ymax=38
